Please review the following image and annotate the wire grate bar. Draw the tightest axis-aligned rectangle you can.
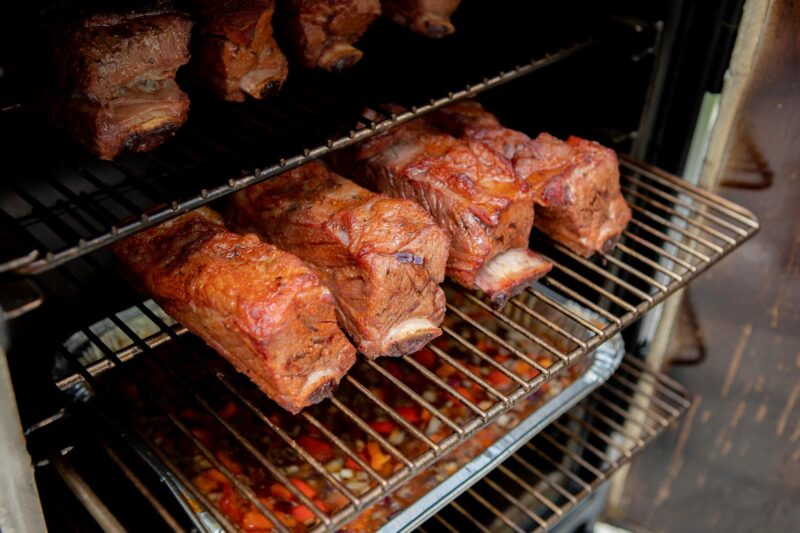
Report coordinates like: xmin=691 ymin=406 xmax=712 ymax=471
xmin=619 ymin=158 xmax=758 ymax=226
xmin=622 ymin=186 xmax=738 ymax=245
xmin=627 ymin=217 xmax=712 ymax=263
xmin=626 ymin=202 xmax=725 ymax=254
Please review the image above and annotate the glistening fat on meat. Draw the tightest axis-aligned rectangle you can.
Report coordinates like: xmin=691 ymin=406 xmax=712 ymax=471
xmin=191 ymin=0 xmax=289 ymax=101
xmin=332 ymin=111 xmax=552 ymax=308
xmin=50 ymin=8 xmax=193 ymax=160
xmin=283 ymin=0 xmax=381 ymax=72
xmin=111 ymin=207 xmax=356 ymax=414
xmin=430 ymin=101 xmax=632 ymax=257
xmin=227 ymin=161 xmax=449 ymax=358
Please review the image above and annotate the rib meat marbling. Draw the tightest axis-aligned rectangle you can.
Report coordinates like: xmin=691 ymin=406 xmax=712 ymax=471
xmin=333 ymin=114 xmax=551 ymax=307
xmin=111 ymin=207 xmax=356 ymax=413
xmin=432 ymin=101 xmax=632 ymax=257
xmin=227 ymin=161 xmax=449 ymax=357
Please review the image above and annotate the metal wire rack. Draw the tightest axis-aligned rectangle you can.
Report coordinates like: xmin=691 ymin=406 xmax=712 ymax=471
xmin=0 ymin=41 xmax=589 ymax=276
xmin=416 ymin=353 xmax=690 ymax=533
xmin=36 ymin=158 xmax=756 ymax=532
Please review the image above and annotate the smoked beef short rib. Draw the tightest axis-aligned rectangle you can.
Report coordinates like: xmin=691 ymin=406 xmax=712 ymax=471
xmin=283 ymin=0 xmax=381 ymax=72
xmin=50 ymin=9 xmax=193 ymax=160
xmin=432 ymin=101 xmax=632 ymax=257
xmin=333 ymin=112 xmax=551 ymax=307
xmin=111 ymin=207 xmax=356 ymax=413
xmin=227 ymin=161 xmax=449 ymax=357
xmin=381 ymin=0 xmax=462 ymax=37
xmin=191 ymin=0 xmax=289 ymax=101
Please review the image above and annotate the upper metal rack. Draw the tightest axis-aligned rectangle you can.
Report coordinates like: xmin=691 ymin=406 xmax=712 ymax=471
xmin=0 ymin=25 xmax=590 ymax=275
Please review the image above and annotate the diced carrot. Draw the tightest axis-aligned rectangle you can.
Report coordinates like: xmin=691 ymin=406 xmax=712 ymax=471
xmin=193 ymin=470 xmax=226 ymax=493
xmin=297 ymin=435 xmax=334 ymax=462
xmin=219 ymin=400 xmax=238 ymax=419
xmin=366 ymin=441 xmax=391 ymax=471
xmin=420 ymin=409 xmax=432 ymax=423
xmin=514 ymin=360 xmax=531 ymax=376
xmin=345 ymin=457 xmax=362 ymax=471
xmin=207 ymin=468 xmax=229 ymax=485
xmin=369 ymin=420 xmax=396 ymax=436
xmin=291 ymin=504 xmax=315 ymax=524
xmin=412 ymin=348 xmax=436 ymax=368
xmin=242 ymin=510 xmax=272 ymax=531
xmin=289 ymin=478 xmax=317 ymax=499
xmin=216 ymin=450 xmax=243 ymax=476
xmin=537 ymin=356 xmax=553 ymax=369
xmin=269 ymin=483 xmax=294 ymax=501
xmin=396 ymin=406 xmax=421 ymax=424
xmin=486 ymin=369 xmax=512 ymax=388
xmin=435 ymin=364 xmax=457 ymax=379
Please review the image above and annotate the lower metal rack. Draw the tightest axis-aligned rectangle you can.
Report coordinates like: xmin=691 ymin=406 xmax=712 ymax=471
xmin=30 ymin=158 xmax=756 ymax=532
xmin=416 ymin=354 xmax=690 ymax=533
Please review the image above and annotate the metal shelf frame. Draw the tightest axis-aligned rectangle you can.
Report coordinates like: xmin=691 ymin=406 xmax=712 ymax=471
xmin=33 ymin=157 xmax=757 ymax=533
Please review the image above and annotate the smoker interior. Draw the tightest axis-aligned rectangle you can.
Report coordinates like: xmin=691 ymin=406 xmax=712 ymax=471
xmin=0 ymin=1 xmax=753 ymax=532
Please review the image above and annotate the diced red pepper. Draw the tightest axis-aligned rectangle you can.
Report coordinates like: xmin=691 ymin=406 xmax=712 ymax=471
xmin=454 ymin=386 xmax=476 ymax=404
xmin=242 ymin=510 xmax=272 ymax=531
xmin=412 ymin=348 xmax=436 ymax=368
xmin=486 ymin=369 xmax=512 ymax=388
xmin=291 ymin=504 xmax=315 ymax=524
xmin=289 ymin=478 xmax=317 ymax=499
xmin=219 ymin=400 xmax=238 ymax=419
xmin=313 ymin=498 xmax=329 ymax=513
xmin=396 ymin=406 xmax=421 ymax=424
xmin=269 ymin=483 xmax=293 ymax=501
xmin=345 ymin=457 xmax=363 ymax=471
xmin=297 ymin=435 xmax=334 ymax=463
xmin=219 ymin=485 xmax=245 ymax=523
xmin=369 ymin=420 xmax=396 ymax=436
